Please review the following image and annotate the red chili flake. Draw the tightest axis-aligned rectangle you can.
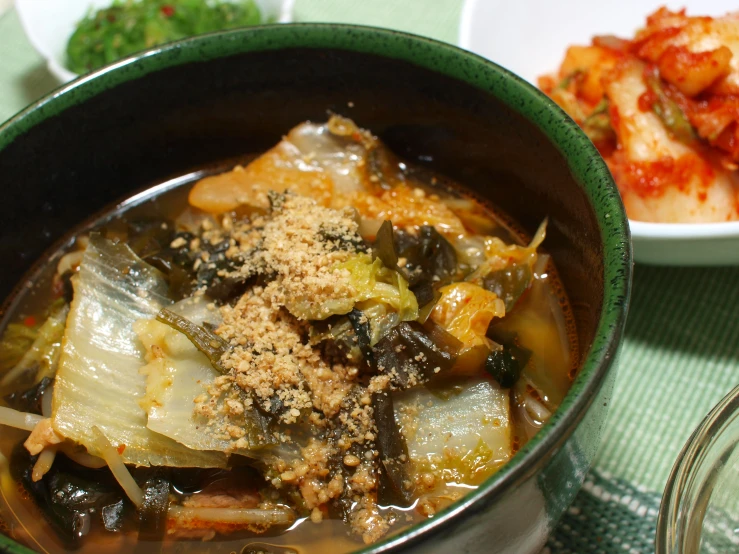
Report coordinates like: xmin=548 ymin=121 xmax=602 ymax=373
xmin=161 ymin=5 xmax=175 ymax=17
xmin=23 ymin=316 xmax=36 ymax=327
xmin=117 ymin=444 xmax=127 ymax=455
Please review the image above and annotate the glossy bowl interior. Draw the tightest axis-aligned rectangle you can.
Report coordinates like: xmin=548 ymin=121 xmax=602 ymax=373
xmin=657 ymin=385 xmax=739 ymax=554
xmin=0 ymin=24 xmax=632 ymax=554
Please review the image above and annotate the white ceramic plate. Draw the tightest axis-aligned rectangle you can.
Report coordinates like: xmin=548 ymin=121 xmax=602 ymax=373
xmin=15 ymin=0 xmax=294 ymax=83
xmin=459 ymin=0 xmax=739 ymax=266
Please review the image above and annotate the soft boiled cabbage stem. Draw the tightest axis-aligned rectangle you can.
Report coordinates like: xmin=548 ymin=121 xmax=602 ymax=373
xmin=51 ymin=234 xmax=227 ymax=468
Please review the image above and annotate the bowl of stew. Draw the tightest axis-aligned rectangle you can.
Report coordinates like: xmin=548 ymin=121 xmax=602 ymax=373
xmin=0 ymin=24 xmax=632 ymax=554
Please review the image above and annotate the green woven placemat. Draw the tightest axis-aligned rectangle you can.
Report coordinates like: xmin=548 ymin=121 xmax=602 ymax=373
xmin=1 ymin=3 xmax=739 ymax=553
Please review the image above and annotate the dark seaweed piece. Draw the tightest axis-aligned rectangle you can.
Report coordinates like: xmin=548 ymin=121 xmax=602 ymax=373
xmin=484 ymin=349 xmax=520 ymax=389
xmin=138 ymin=230 xmax=199 ymax=301
xmin=482 ymin=262 xmax=533 ymax=313
xmin=483 ymin=332 xmax=532 ymax=388
xmin=101 ymin=499 xmax=126 ymax=532
xmin=411 ymin=280 xmax=436 ymax=309
xmin=418 ymin=226 xmax=457 ymax=282
xmin=416 ymin=288 xmax=442 ymax=324
xmin=59 ymin=270 xmax=75 ymax=303
xmin=311 ymin=315 xmax=364 ymax=366
xmin=10 ymin=443 xmax=129 ymax=549
xmin=156 ymin=308 xmax=230 ymax=373
xmin=319 ymin=224 xmax=368 ymax=253
xmin=167 ymin=231 xmax=196 ymax=266
xmin=347 ymin=309 xmax=375 ymax=369
xmin=162 ymin=261 xmax=196 ymax=300
xmin=373 ymin=220 xmax=398 ymax=269
xmin=372 ymin=321 xmax=461 ymax=389
xmin=195 ymin=248 xmax=254 ymax=302
xmin=255 ymin=392 xmax=286 ymax=418
xmin=204 ymin=271 xmax=252 ymax=302
xmin=138 ymin=470 xmax=171 ymax=541
xmin=366 ymin=144 xmax=406 ymax=189
xmin=126 ymin=217 xmax=176 ymax=260
xmin=394 ymin=226 xmax=457 ymax=288
xmin=372 ymin=392 xmax=414 ymax=507
xmin=4 ymin=376 xmax=52 ymax=415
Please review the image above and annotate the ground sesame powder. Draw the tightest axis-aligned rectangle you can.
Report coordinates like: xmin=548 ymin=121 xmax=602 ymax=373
xmin=186 ymin=192 xmax=395 ymax=540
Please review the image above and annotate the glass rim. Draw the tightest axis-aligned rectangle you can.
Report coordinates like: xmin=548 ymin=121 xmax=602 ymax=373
xmin=656 ymin=384 xmax=739 ymax=554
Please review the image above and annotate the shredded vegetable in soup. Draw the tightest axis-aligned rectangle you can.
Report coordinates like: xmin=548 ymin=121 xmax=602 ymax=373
xmin=0 ymin=117 xmax=576 ymax=553
xmin=540 ymin=7 xmax=739 ymax=223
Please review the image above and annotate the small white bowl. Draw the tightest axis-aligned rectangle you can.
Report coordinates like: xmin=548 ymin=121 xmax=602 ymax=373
xmin=16 ymin=0 xmax=294 ymax=83
xmin=459 ymin=0 xmax=739 ymax=266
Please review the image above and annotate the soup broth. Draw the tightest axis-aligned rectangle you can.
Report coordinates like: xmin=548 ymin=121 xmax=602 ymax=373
xmin=0 ymin=117 xmax=576 ymax=554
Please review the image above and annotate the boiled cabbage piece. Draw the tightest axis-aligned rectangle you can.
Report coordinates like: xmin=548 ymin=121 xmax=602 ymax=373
xmin=394 ymin=378 xmax=512 ymax=486
xmin=51 ymin=235 xmax=227 ymax=468
xmin=188 ymin=116 xmax=379 ymax=213
xmin=136 ymin=297 xmax=272 ymax=456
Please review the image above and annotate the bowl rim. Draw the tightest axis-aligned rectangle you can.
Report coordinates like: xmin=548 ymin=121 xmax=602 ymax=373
xmin=655 ymin=384 xmax=739 ymax=554
xmin=0 ymin=23 xmax=633 ymax=554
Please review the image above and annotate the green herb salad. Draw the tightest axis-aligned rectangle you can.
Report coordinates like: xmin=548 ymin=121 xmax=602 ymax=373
xmin=66 ymin=0 xmax=266 ymax=74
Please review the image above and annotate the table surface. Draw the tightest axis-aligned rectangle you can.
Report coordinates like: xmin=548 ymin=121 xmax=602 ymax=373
xmin=1 ymin=1 xmax=738 ymax=553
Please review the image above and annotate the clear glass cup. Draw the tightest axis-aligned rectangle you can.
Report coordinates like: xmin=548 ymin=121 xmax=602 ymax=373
xmin=656 ymin=385 xmax=739 ymax=554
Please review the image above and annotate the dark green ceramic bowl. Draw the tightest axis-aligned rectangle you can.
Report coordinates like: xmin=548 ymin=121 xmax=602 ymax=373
xmin=0 ymin=24 xmax=631 ymax=554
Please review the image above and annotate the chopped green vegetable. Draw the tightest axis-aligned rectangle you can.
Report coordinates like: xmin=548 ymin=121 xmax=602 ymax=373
xmin=66 ymin=0 xmax=264 ymax=74
xmin=156 ymin=308 xmax=230 ymax=373
xmin=645 ymin=68 xmax=696 ymax=144
xmin=338 ymin=254 xmax=419 ymax=322
xmin=582 ymin=98 xmax=616 ymax=144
